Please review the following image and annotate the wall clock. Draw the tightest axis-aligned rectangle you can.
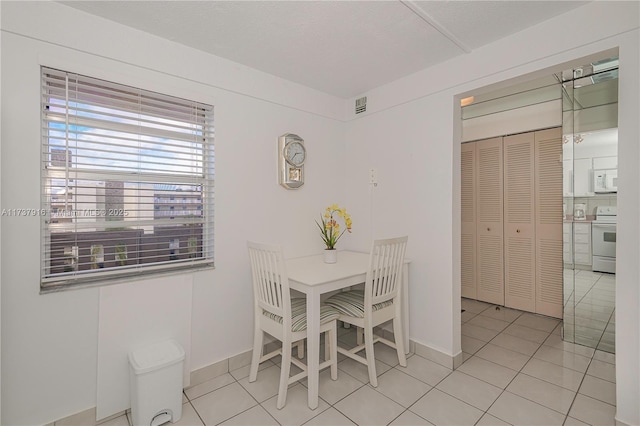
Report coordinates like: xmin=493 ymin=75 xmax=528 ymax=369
xmin=278 ymin=133 xmax=306 ymax=189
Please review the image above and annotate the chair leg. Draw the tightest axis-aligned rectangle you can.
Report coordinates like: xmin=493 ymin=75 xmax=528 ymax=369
xmin=277 ymin=339 xmax=292 ymax=409
xmin=324 ymin=331 xmax=330 ymax=364
xmin=363 ymin=325 xmax=378 ymax=387
xmin=393 ymin=317 xmax=407 ymax=367
xmin=249 ymin=327 xmax=263 ymax=382
xmin=329 ymin=324 xmax=338 ymax=380
xmin=356 ymin=326 xmax=364 ymax=345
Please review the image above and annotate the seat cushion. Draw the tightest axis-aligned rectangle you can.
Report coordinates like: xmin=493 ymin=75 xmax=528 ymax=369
xmin=263 ymin=298 xmax=340 ymax=332
xmin=324 ymin=290 xmax=393 ymax=318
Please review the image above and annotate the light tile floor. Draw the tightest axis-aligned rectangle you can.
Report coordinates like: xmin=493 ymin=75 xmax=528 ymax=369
xmin=563 ymin=269 xmax=616 ymax=353
xmin=98 ymin=301 xmax=616 ymax=426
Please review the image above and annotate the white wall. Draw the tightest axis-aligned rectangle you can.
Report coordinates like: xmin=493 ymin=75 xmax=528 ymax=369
xmin=614 ymin=30 xmax=640 ymax=426
xmin=2 ymin=1 xmax=640 ymax=425
xmin=344 ymin=2 xmax=639 ymax=425
xmin=344 ymin=91 xmax=458 ymax=356
xmin=0 ymin=2 xmax=346 ymax=425
xmin=0 ymin=3 xmax=3 ymax=421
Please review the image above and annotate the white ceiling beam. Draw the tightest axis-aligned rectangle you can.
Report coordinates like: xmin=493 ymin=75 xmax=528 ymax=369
xmin=400 ymin=0 xmax=473 ymax=54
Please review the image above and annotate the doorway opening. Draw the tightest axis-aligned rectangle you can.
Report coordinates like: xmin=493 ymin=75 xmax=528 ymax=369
xmin=458 ymin=50 xmax=618 ymax=357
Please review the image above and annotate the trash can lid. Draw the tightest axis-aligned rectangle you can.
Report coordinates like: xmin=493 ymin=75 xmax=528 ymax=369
xmin=129 ymin=339 xmax=185 ymax=374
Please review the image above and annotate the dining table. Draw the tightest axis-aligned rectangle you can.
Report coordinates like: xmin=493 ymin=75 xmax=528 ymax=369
xmin=285 ymin=250 xmax=411 ymax=409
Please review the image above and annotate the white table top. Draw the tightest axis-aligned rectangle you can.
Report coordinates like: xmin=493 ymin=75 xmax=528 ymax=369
xmin=286 ymin=250 xmax=370 ymax=287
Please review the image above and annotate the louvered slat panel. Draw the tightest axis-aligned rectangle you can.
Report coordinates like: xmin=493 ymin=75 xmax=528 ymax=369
xmin=538 ymin=239 xmax=563 ymax=303
xmin=478 ymin=146 xmax=502 ymax=223
xmin=478 ymin=234 xmax=503 ymax=297
xmin=505 ymin=236 xmax=535 ymax=311
xmin=461 ymin=149 xmax=475 ymax=224
xmin=461 ymin=234 xmax=476 ymax=298
xmin=461 ymin=143 xmax=477 ymax=299
xmin=506 ymin=237 xmax=534 ymax=298
xmin=505 ymin=141 xmax=533 ymax=224
xmin=504 ymin=132 xmax=535 ymax=312
xmin=535 ymin=128 xmax=563 ymax=318
xmin=464 ymin=129 xmax=563 ymax=317
xmin=536 ymin=238 xmax=563 ymax=317
xmin=476 ymin=137 xmax=503 ymax=305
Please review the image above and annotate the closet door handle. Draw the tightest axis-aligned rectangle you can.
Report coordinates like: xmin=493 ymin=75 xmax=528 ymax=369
xmin=517 ymin=229 xmax=521 ymax=233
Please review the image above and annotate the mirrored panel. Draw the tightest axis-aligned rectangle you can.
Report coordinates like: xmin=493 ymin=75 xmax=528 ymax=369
xmin=561 ymin=56 xmax=618 ymax=353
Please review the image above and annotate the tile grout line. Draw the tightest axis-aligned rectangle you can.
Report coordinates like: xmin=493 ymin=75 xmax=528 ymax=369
xmin=230 ymin=372 xmax=287 ymax=426
xmin=562 ymin=343 xmax=607 ymax=425
xmin=184 ymin=299 xmax=614 ymax=426
xmin=461 ymin=303 xmax=586 ymax=425
xmin=462 ymin=298 xmax=616 ymax=425
xmin=468 ymin=307 xmax=553 ymax=425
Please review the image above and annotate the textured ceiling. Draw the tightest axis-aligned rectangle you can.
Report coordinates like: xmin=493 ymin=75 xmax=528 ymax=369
xmin=58 ymin=0 xmax=588 ymax=98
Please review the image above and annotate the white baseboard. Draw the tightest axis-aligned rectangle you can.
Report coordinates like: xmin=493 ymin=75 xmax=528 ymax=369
xmin=615 ymin=415 xmax=633 ymax=426
xmin=50 ymin=406 xmax=127 ymax=426
xmin=412 ymin=340 xmax=461 ymax=370
xmin=52 ymin=349 xmax=254 ymax=426
xmin=189 ymin=349 xmax=253 ymax=387
xmin=53 ymin=332 xmax=463 ymax=425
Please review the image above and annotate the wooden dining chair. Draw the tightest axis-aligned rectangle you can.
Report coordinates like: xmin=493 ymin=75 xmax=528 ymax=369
xmin=324 ymin=236 xmax=408 ymax=387
xmin=247 ymin=241 xmax=340 ymax=409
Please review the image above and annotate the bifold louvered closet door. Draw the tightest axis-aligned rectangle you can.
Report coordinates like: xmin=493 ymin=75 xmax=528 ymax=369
xmin=461 ymin=128 xmax=562 ymax=318
xmin=461 ymin=143 xmax=477 ymax=299
xmin=534 ymin=128 xmax=563 ymax=318
xmin=475 ymin=137 xmax=504 ymax=305
xmin=504 ymin=132 xmax=536 ymax=312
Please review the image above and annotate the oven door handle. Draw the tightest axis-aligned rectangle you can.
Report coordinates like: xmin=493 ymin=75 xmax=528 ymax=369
xmin=592 ymin=223 xmax=616 ymax=230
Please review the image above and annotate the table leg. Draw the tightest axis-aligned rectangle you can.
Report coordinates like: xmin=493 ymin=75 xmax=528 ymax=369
xmin=402 ymin=263 xmax=410 ymax=353
xmin=305 ymin=291 xmax=320 ymax=409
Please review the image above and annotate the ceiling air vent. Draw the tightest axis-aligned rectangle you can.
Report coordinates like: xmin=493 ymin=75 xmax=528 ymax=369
xmin=355 ymin=96 xmax=367 ymax=114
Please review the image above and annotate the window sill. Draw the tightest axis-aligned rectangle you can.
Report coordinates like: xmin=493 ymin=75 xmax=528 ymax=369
xmin=40 ymin=261 xmax=215 ymax=294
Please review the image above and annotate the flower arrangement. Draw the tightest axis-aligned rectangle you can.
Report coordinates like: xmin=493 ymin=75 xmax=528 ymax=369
xmin=316 ymin=204 xmax=352 ymax=250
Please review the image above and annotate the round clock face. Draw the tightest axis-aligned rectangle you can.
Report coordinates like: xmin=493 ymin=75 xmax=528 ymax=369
xmin=285 ymin=141 xmax=306 ymax=166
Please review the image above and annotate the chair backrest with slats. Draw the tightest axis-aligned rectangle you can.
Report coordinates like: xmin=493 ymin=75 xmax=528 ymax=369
xmin=247 ymin=241 xmax=292 ymax=326
xmin=366 ymin=236 xmax=408 ymax=307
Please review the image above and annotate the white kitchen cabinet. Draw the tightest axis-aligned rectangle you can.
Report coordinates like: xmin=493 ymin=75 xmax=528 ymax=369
xmin=563 ymin=221 xmax=592 ymax=268
xmin=593 ymin=156 xmax=617 ymax=170
xmin=563 ymin=222 xmax=573 ymax=264
xmin=564 ymin=156 xmax=617 ymax=197
xmin=573 ymin=222 xmax=592 ymax=268
xmin=563 ymin=159 xmax=573 ymax=196
xmin=573 ymin=158 xmax=593 ymax=196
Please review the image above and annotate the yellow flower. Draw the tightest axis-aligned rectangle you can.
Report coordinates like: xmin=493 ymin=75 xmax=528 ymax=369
xmin=315 ymin=204 xmax=353 ymax=250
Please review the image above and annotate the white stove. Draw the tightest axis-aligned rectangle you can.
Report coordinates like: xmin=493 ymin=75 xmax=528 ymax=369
xmin=592 ymin=206 xmax=616 ymax=273
xmin=592 ymin=206 xmax=617 ymax=224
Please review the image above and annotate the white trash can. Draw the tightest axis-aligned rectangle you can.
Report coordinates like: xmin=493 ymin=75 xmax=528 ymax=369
xmin=129 ymin=339 xmax=185 ymax=426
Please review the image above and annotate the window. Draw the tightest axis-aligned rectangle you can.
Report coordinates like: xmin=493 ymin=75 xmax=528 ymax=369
xmin=41 ymin=67 xmax=214 ymax=290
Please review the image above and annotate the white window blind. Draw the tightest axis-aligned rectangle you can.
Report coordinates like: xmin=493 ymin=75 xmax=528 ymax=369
xmin=41 ymin=67 xmax=214 ymax=290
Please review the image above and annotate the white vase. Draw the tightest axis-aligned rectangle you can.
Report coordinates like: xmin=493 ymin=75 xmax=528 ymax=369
xmin=324 ymin=249 xmax=337 ymax=264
